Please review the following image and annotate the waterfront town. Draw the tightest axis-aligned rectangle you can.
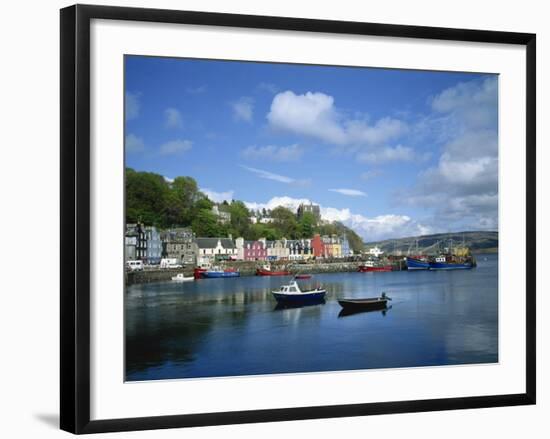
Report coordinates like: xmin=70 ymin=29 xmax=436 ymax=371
xmin=125 ymin=202 xmax=373 ymax=269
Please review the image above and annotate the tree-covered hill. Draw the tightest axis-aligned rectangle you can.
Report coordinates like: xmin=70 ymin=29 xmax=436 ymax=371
xmin=126 ymin=168 xmax=365 ymax=253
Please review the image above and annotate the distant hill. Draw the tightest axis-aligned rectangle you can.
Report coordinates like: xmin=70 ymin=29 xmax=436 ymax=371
xmin=364 ymin=231 xmax=498 ymax=255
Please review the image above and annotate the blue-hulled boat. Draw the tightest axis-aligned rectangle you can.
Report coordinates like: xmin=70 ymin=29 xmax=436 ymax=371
xmin=406 ymin=257 xmax=430 ymax=270
xmin=272 ymin=281 xmax=326 ymax=304
xmin=202 ymin=267 xmax=240 ymax=278
xmin=429 ymin=256 xmax=473 ymax=270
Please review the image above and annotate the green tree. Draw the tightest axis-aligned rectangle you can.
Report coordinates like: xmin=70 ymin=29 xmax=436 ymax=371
xmin=298 ymin=211 xmax=317 ymax=238
xmin=126 ymin=168 xmax=169 ymax=226
xmin=271 ymin=206 xmax=298 ymax=238
xmin=227 ymin=201 xmax=251 ymax=238
xmin=249 ymin=223 xmax=281 ymax=241
xmin=191 ymin=209 xmax=221 ymax=237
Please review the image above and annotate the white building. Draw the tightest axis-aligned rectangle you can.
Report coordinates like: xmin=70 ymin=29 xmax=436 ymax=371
xmin=196 ymin=237 xmax=237 ymax=265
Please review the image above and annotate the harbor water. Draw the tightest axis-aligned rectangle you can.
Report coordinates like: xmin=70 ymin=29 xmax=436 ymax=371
xmin=125 ymin=254 xmax=498 ymax=381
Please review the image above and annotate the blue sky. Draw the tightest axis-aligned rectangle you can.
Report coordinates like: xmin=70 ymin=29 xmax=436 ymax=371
xmin=125 ymin=56 xmax=498 ymax=241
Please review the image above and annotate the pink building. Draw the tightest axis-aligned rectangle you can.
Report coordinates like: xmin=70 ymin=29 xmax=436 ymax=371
xmin=242 ymin=240 xmax=267 ymax=261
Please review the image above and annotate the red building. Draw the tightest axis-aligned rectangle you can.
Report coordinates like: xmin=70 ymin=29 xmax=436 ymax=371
xmin=311 ymin=234 xmax=325 ymax=258
xmin=243 ymin=240 xmax=267 ymax=261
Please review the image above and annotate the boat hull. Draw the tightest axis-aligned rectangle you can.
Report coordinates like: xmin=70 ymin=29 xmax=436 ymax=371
xmin=272 ymin=290 xmax=326 ymax=303
xmin=193 ymin=267 xmax=207 ymax=279
xmin=171 ymin=277 xmax=194 ymax=282
xmin=406 ymin=257 xmax=430 ymax=270
xmin=294 ymin=274 xmax=312 ymax=279
xmin=202 ymin=271 xmax=240 ymax=278
xmin=358 ymin=266 xmax=392 ymax=272
xmin=429 ymin=262 xmax=473 ymax=270
xmin=256 ymin=269 xmax=291 ymax=276
xmin=338 ymin=298 xmax=388 ymax=310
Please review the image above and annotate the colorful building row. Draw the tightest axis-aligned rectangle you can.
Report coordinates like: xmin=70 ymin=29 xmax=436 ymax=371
xmin=125 ymin=224 xmax=353 ymax=265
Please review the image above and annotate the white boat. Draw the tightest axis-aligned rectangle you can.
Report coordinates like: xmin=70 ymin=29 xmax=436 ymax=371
xmin=271 ymin=281 xmax=326 ymax=303
xmin=171 ymin=273 xmax=194 ymax=282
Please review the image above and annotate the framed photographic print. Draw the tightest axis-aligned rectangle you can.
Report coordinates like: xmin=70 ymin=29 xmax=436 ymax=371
xmin=60 ymin=4 xmax=536 ymax=434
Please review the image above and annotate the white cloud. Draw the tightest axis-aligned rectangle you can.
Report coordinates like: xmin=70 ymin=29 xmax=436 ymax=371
xmin=244 ymin=196 xmax=312 ymax=212
xmin=357 ymin=145 xmax=414 ymax=164
xmin=201 ymin=188 xmax=234 ymax=203
xmin=244 ymin=195 xmax=430 ymax=241
xmin=404 ymin=76 xmax=499 ymax=231
xmin=164 ymin=176 xmax=174 ymax=183
xmin=329 ymin=188 xmax=367 ymax=197
xmin=240 ymin=165 xmax=309 ymax=185
xmin=125 ymin=134 xmax=145 ymax=153
xmin=241 ymin=144 xmax=304 ymax=162
xmin=267 ymin=91 xmax=407 ymax=147
xmin=232 ymin=97 xmax=254 ymax=122
xmin=164 ymin=108 xmax=183 ymax=128
xmin=159 ymin=139 xmax=192 ymax=155
xmin=125 ymin=92 xmax=140 ymax=121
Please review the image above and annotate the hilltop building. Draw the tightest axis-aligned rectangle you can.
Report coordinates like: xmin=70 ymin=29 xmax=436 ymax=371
xmin=212 ymin=205 xmax=231 ymax=224
xmin=297 ymin=203 xmax=320 ymax=221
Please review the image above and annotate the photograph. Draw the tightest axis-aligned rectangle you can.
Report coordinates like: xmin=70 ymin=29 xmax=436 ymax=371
xmin=123 ymin=56 xmax=499 ymax=382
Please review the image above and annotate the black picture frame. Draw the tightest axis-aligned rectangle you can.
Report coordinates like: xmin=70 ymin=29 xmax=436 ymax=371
xmin=60 ymin=4 xmax=536 ymax=434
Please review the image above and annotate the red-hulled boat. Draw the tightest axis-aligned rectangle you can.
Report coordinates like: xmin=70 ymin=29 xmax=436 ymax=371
xmin=358 ymin=265 xmax=393 ymax=272
xmin=256 ymin=264 xmax=291 ymax=276
xmin=294 ymin=274 xmax=312 ymax=280
xmin=193 ymin=267 xmax=208 ymax=279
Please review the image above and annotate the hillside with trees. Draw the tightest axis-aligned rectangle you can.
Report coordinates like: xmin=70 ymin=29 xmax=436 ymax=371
xmin=126 ymin=168 xmax=365 ymax=253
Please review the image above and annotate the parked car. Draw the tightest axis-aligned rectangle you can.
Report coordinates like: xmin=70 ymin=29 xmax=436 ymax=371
xmin=126 ymin=260 xmax=144 ymax=271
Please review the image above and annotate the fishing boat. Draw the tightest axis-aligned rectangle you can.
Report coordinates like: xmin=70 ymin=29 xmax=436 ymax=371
xmin=294 ymin=274 xmax=312 ymax=280
xmin=406 ymin=256 xmax=430 ymax=270
xmin=358 ymin=260 xmax=393 ymax=272
xmin=271 ymin=281 xmax=326 ymax=304
xmin=171 ymin=273 xmax=194 ymax=282
xmin=338 ymin=292 xmax=392 ymax=311
xmin=202 ymin=266 xmax=240 ymax=278
xmin=429 ymin=256 xmax=474 ymax=270
xmin=256 ymin=264 xmax=291 ymax=276
xmin=193 ymin=266 xmax=208 ymax=279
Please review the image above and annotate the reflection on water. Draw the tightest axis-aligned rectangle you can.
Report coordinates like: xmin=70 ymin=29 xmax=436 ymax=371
xmin=338 ymin=305 xmax=392 ymax=318
xmin=125 ymin=254 xmax=498 ymax=381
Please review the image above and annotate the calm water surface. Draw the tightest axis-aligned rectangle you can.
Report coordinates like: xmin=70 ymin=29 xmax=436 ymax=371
xmin=125 ymin=254 xmax=498 ymax=381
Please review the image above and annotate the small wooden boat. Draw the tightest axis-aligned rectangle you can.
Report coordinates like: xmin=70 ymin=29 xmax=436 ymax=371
xmin=338 ymin=292 xmax=391 ymax=311
xmin=272 ymin=281 xmax=326 ymax=303
xmin=171 ymin=273 xmax=194 ymax=282
xmin=294 ymin=274 xmax=312 ymax=279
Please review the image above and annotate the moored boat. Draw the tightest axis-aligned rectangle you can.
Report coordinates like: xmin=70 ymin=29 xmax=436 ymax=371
xmin=294 ymin=274 xmax=312 ymax=279
xmin=202 ymin=266 xmax=240 ymax=278
xmin=272 ymin=281 xmax=326 ymax=303
xmin=357 ymin=265 xmax=393 ymax=273
xmin=406 ymin=256 xmax=430 ymax=270
xmin=171 ymin=273 xmax=194 ymax=282
xmin=256 ymin=264 xmax=291 ymax=276
xmin=193 ymin=266 xmax=208 ymax=279
xmin=338 ymin=292 xmax=392 ymax=311
xmin=429 ymin=255 xmax=474 ymax=270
